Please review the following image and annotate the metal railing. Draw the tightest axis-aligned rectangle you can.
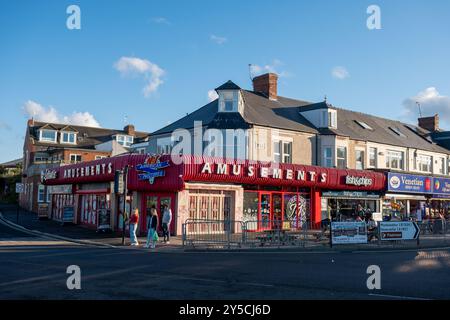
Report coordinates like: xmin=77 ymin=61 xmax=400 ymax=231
xmin=182 ymin=219 xmax=310 ymax=249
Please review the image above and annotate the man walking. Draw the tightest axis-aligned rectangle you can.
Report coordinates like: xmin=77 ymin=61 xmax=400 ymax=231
xmin=129 ymin=207 xmax=140 ymax=246
xmin=162 ymin=204 xmax=172 ymax=244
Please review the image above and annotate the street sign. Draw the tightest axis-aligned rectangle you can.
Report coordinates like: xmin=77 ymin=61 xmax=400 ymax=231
xmin=379 ymin=222 xmax=419 ymax=241
xmin=15 ymin=183 xmax=24 ymax=193
xmin=331 ymin=222 xmax=368 ymax=244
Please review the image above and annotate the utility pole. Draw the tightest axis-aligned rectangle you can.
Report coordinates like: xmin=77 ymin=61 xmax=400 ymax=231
xmin=121 ymin=165 xmax=129 ymax=246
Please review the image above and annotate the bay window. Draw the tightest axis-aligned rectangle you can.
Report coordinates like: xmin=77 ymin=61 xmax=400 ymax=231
xmin=337 ymin=146 xmax=347 ymax=169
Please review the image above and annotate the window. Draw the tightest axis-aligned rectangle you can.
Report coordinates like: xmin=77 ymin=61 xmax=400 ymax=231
xmin=38 ymin=184 xmax=45 ymax=203
xmin=46 ymin=187 xmax=51 ymax=203
xmin=369 ymin=147 xmax=377 ymax=167
xmin=439 ymin=158 xmax=445 ymax=175
xmin=355 ymin=150 xmax=365 ymax=170
xmin=34 ymin=154 xmax=48 ymax=163
xmin=224 ymin=92 xmax=234 ymax=112
xmin=70 ymin=154 xmax=82 ymax=164
xmin=39 ymin=129 xmax=57 ymax=142
xmin=336 ymin=147 xmax=347 ymax=169
xmin=389 ymin=127 xmax=406 ymax=138
xmin=323 ymin=147 xmax=333 ymax=168
xmin=328 ymin=111 xmax=337 ymax=128
xmin=386 ymin=150 xmax=404 ymax=170
xmin=116 ymin=135 xmax=134 ymax=147
xmin=95 ymin=155 xmax=107 ymax=160
xmin=61 ymin=132 xmax=76 ymax=144
xmin=273 ymin=141 xmax=292 ymax=164
xmin=416 ymin=155 xmax=432 ymax=173
xmin=137 ymin=148 xmax=146 ymax=155
xmin=355 ymin=120 xmax=373 ymax=130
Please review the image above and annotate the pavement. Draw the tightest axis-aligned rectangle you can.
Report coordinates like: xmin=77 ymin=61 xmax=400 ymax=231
xmin=0 ymin=204 xmax=183 ymax=250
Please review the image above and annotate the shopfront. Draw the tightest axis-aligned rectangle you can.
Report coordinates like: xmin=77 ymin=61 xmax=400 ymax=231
xmin=321 ymin=190 xmax=381 ymax=221
xmin=43 ymin=154 xmax=386 ymax=235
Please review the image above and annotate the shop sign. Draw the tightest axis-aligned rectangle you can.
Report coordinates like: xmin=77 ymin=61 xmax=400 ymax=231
xmin=200 ymin=162 xmax=328 ymax=183
xmin=41 ymin=169 xmax=58 ymax=182
xmin=63 ymin=162 xmax=113 ymax=179
xmin=15 ymin=183 xmax=24 ymax=194
xmin=345 ymin=175 xmax=373 ymax=187
xmin=331 ymin=222 xmax=368 ymax=244
xmin=136 ymin=155 xmax=170 ymax=184
xmin=322 ymin=190 xmax=380 ymax=199
xmin=387 ymin=173 xmax=432 ymax=194
xmin=379 ymin=222 xmax=419 ymax=241
xmin=432 ymin=177 xmax=450 ymax=196
xmin=48 ymin=184 xmax=73 ymax=194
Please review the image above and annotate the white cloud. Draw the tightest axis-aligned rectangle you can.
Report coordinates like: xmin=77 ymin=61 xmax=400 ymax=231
xmin=402 ymin=87 xmax=450 ymax=124
xmin=114 ymin=56 xmax=165 ymax=97
xmin=207 ymin=90 xmax=219 ymax=102
xmin=151 ymin=17 xmax=171 ymax=25
xmin=210 ymin=34 xmax=227 ymax=45
xmin=250 ymin=59 xmax=290 ymax=78
xmin=22 ymin=100 xmax=101 ymax=127
xmin=331 ymin=66 xmax=350 ymax=80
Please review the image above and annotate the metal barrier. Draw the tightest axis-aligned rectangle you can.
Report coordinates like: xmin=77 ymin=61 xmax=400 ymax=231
xmin=182 ymin=219 xmax=450 ymax=250
xmin=182 ymin=219 xmax=310 ymax=249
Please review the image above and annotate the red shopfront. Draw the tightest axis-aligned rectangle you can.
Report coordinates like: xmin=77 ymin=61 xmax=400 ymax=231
xmin=43 ymin=154 xmax=386 ymax=234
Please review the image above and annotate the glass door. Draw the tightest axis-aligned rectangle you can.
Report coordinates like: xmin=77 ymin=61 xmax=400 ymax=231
xmin=272 ymin=193 xmax=283 ymax=229
xmin=260 ymin=193 xmax=271 ymax=230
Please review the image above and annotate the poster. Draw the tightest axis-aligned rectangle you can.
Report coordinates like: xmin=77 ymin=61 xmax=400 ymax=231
xmin=97 ymin=209 xmax=111 ymax=230
xmin=331 ymin=222 xmax=367 ymax=244
xmin=62 ymin=206 xmax=75 ymax=224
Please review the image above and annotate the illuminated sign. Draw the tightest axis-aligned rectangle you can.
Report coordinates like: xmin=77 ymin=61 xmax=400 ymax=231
xmin=136 ymin=155 xmax=170 ymax=184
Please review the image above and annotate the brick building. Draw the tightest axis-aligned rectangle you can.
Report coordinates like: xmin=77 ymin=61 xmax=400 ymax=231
xmin=20 ymin=119 xmax=148 ymax=215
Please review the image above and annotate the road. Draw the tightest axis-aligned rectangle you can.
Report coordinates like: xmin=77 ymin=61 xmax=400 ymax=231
xmin=0 ymin=222 xmax=449 ymax=300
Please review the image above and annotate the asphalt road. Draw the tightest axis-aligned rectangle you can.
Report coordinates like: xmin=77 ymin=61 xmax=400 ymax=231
xmin=0 ymin=222 xmax=449 ymax=300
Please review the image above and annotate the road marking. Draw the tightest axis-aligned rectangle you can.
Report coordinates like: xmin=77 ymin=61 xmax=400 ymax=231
xmin=368 ymin=293 xmax=430 ymax=300
xmin=0 ymin=274 xmax=62 ymax=288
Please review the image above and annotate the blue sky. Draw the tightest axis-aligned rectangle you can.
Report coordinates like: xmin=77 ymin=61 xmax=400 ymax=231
xmin=1 ymin=0 xmax=450 ymax=163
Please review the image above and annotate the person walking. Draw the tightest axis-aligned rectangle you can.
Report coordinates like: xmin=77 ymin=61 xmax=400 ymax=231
xmin=129 ymin=207 xmax=140 ymax=246
xmin=145 ymin=205 xmax=159 ymax=249
xmin=162 ymin=204 xmax=172 ymax=244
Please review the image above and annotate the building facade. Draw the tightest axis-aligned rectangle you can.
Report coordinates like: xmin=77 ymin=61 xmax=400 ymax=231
xmin=139 ymin=73 xmax=450 ymax=221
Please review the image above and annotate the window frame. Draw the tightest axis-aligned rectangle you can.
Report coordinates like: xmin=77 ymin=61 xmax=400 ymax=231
xmin=323 ymin=147 xmax=333 ymax=168
xmin=336 ymin=146 xmax=347 ymax=169
xmin=61 ymin=131 xmax=77 ymax=144
xmin=386 ymin=150 xmax=404 ymax=170
xmin=369 ymin=147 xmax=377 ymax=168
xmin=69 ymin=154 xmax=82 ymax=164
xmin=355 ymin=149 xmax=365 ymax=170
xmin=38 ymin=184 xmax=46 ymax=203
xmin=39 ymin=129 xmax=57 ymax=143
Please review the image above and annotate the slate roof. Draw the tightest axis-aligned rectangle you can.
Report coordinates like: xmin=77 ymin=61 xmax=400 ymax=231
xmin=29 ymin=121 xmax=149 ymax=150
xmin=151 ymin=80 xmax=450 ymax=155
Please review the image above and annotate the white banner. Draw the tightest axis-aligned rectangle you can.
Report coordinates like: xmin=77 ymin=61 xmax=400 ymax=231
xmin=331 ymin=222 xmax=368 ymax=244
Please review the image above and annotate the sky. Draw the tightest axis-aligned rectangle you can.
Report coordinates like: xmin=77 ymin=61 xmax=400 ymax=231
xmin=1 ymin=0 xmax=450 ymax=163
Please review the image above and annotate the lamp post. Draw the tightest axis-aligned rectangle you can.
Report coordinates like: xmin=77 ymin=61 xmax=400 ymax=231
xmin=121 ymin=165 xmax=129 ymax=246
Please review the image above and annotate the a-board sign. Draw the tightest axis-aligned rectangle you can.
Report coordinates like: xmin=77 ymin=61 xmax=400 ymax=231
xmin=37 ymin=203 xmax=49 ymax=218
xmin=379 ymin=222 xmax=419 ymax=240
xmin=62 ymin=206 xmax=75 ymax=224
xmin=97 ymin=209 xmax=111 ymax=230
xmin=331 ymin=222 xmax=368 ymax=244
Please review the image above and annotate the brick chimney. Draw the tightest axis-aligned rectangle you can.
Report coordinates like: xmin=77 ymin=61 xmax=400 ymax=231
xmin=252 ymin=73 xmax=278 ymax=100
xmin=27 ymin=118 xmax=34 ymax=127
xmin=418 ymin=114 xmax=439 ymax=132
xmin=124 ymin=124 xmax=135 ymax=136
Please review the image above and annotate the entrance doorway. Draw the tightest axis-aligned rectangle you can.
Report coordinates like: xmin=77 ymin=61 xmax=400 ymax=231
xmin=141 ymin=193 xmax=176 ymax=235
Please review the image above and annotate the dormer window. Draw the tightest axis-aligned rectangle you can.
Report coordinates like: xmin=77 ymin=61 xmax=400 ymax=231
xmin=116 ymin=135 xmax=134 ymax=147
xmin=224 ymin=92 xmax=234 ymax=111
xmin=215 ymin=80 xmax=243 ymax=114
xmin=39 ymin=129 xmax=57 ymax=143
xmin=61 ymin=131 xmax=77 ymax=144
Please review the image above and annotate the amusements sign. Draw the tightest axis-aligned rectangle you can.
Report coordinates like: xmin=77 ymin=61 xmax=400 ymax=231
xmin=331 ymin=222 xmax=368 ymax=244
xmin=62 ymin=206 xmax=75 ymax=224
xmin=379 ymin=222 xmax=419 ymax=241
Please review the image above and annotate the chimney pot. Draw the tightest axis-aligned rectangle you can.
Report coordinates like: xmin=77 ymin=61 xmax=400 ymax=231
xmin=252 ymin=73 xmax=278 ymax=100
xmin=418 ymin=114 xmax=439 ymax=132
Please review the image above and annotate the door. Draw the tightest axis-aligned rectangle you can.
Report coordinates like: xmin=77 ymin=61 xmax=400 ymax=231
xmin=260 ymin=193 xmax=271 ymax=230
xmin=141 ymin=194 xmax=175 ymax=234
xmin=272 ymin=193 xmax=283 ymax=229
